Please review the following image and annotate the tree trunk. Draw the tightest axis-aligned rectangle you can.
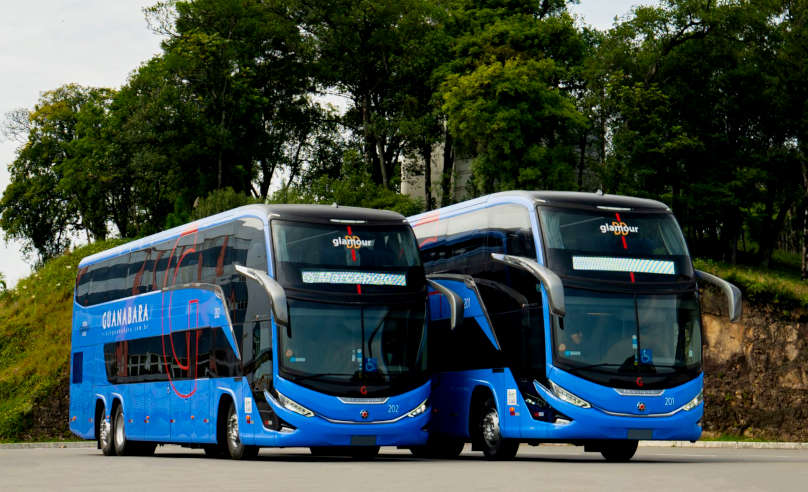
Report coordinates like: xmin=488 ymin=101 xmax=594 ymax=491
xmin=760 ymin=196 xmax=793 ymax=268
xmin=441 ymin=130 xmax=454 ymax=206
xmin=376 ymin=137 xmax=389 ymax=189
xmin=422 ymin=142 xmax=432 ymax=210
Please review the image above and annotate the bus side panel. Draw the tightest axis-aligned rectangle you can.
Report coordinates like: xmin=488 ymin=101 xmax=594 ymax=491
xmin=143 ymin=382 xmax=171 ymax=441
xmin=68 ymin=352 xmax=93 ymax=439
xmin=125 ymin=383 xmax=146 ymax=439
xmin=70 ymin=303 xmax=95 ymax=439
xmin=430 ymin=372 xmax=472 ymax=438
xmin=170 ymin=379 xmax=213 ymax=443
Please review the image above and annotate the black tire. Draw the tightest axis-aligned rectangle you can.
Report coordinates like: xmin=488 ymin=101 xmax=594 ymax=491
xmin=225 ymin=401 xmax=259 ymax=460
xmin=98 ymin=406 xmax=115 ymax=456
xmin=477 ymin=397 xmax=519 ymax=460
xmin=600 ymin=440 xmax=638 ymax=462
xmin=112 ymin=405 xmax=136 ymax=456
xmin=409 ymin=435 xmax=465 ymax=459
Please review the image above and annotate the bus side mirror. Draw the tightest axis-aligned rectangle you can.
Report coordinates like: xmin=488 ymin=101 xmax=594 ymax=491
xmin=426 ymin=278 xmax=464 ymax=330
xmin=235 ymin=265 xmax=289 ymax=327
xmin=491 ymin=253 xmax=566 ymax=317
xmin=695 ymin=270 xmax=742 ymax=322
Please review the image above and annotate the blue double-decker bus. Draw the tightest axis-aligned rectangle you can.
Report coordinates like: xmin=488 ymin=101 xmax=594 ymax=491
xmin=409 ymin=191 xmax=741 ymax=461
xmin=69 ymin=204 xmax=453 ymax=459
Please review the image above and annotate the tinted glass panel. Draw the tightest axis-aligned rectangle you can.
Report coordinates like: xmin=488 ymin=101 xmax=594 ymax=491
xmin=103 ymin=327 xmax=241 ymax=384
xmin=278 ymin=299 xmax=427 ymax=397
xmin=552 ymin=288 xmax=701 ymax=389
xmin=272 ymin=221 xmax=423 ymax=294
xmin=539 ymin=207 xmax=693 ymax=282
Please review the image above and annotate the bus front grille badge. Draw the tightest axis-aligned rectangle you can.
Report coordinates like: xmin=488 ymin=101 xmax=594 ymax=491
xmin=637 ymin=402 xmax=646 ymax=412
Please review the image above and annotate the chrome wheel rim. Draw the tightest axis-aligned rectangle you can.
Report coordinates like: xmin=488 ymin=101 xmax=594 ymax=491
xmin=481 ymin=409 xmax=500 ymax=448
xmin=99 ymin=417 xmax=111 ymax=449
xmin=227 ymin=410 xmax=240 ymax=449
xmin=114 ymin=411 xmax=125 ymax=447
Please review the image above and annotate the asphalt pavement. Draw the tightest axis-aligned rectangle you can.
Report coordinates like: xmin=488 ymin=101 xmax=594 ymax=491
xmin=1 ymin=444 xmax=806 ymax=491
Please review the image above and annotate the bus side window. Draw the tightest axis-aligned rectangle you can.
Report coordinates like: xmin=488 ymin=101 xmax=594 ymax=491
xmin=75 ymin=266 xmax=91 ymax=306
xmin=128 ymin=250 xmax=148 ymax=296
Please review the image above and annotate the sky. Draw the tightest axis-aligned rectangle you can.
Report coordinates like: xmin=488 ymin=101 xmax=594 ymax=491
xmin=0 ymin=0 xmax=655 ymax=288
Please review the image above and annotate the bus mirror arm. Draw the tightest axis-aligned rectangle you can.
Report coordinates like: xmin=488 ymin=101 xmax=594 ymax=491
xmin=235 ymin=265 xmax=289 ymax=327
xmin=426 ymin=278 xmax=464 ymax=330
xmin=695 ymin=270 xmax=742 ymax=322
xmin=490 ymin=253 xmax=566 ymax=317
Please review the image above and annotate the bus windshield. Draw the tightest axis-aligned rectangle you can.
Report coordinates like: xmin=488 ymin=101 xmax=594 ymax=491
xmin=538 ymin=207 xmax=693 ymax=282
xmin=272 ymin=220 xmax=427 ymax=396
xmin=553 ymin=288 xmax=702 ymax=388
xmin=278 ymin=299 xmax=427 ymax=396
xmin=272 ymin=220 xmax=423 ymax=293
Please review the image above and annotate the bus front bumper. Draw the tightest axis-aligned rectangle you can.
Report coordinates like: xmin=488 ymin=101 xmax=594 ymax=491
xmin=250 ymin=408 xmax=430 ymax=447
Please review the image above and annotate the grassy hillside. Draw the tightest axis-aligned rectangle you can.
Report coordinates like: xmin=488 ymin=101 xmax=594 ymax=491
xmin=694 ymin=256 xmax=808 ymax=313
xmin=0 ymin=240 xmax=124 ymax=441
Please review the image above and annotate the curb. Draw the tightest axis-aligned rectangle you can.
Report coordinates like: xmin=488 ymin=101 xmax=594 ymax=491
xmin=0 ymin=441 xmax=95 ymax=449
xmin=639 ymin=440 xmax=808 ymax=449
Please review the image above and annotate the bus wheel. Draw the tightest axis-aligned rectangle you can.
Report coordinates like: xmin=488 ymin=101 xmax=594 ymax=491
xmin=98 ymin=408 xmax=115 ymax=456
xmin=225 ymin=401 xmax=258 ymax=460
xmin=477 ymin=397 xmax=519 ymax=460
xmin=113 ymin=405 xmax=139 ymax=456
xmin=600 ymin=440 xmax=638 ymax=462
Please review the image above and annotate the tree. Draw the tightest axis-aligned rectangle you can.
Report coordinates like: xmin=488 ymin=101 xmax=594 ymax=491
xmin=0 ymin=85 xmax=115 ymax=262
xmin=596 ymin=0 xmax=803 ymax=264
xmin=291 ymin=0 xmax=446 ymax=190
xmin=440 ymin=0 xmax=587 ymax=194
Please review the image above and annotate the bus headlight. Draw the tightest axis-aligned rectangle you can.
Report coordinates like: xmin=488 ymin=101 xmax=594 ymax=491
xmin=550 ymin=381 xmax=591 ymax=409
xmin=682 ymin=390 xmax=703 ymax=411
xmin=276 ymin=391 xmax=315 ymax=417
xmin=406 ymin=399 xmax=429 ymax=418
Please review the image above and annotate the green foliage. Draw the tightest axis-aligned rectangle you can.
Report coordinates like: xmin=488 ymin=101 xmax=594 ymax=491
xmin=593 ymin=0 xmax=806 ymax=264
xmin=1 ymin=0 xmax=806 ymax=272
xmin=440 ymin=0 xmax=586 ymax=194
xmin=270 ymin=151 xmax=424 ymax=216
xmin=0 ymin=85 xmax=116 ymax=263
xmin=0 ymin=239 xmax=125 ymax=440
xmin=190 ymin=187 xmax=261 ymax=220
xmin=694 ymin=258 xmax=808 ymax=311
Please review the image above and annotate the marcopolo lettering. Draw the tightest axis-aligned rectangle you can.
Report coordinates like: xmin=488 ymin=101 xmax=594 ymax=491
xmin=102 ymin=304 xmax=150 ymax=330
xmin=599 ymin=221 xmax=639 ymax=236
xmin=331 ymin=235 xmax=374 ymax=249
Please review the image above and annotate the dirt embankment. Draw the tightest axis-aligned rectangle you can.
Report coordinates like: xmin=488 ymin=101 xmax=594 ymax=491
xmin=702 ymin=299 xmax=808 ymax=441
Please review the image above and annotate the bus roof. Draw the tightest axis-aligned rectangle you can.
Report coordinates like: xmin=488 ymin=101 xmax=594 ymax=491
xmin=79 ymin=203 xmax=407 ymax=267
xmin=409 ymin=190 xmax=670 ymax=223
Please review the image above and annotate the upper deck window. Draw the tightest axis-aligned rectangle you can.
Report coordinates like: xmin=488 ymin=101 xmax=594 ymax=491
xmin=538 ymin=207 xmax=692 ymax=282
xmin=271 ymin=220 xmax=423 ymax=293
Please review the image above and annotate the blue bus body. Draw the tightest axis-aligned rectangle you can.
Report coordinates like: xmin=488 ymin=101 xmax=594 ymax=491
xmin=410 ymin=191 xmax=739 ymax=460
xmin=70 ymin=205 xmax=431 ymax=458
